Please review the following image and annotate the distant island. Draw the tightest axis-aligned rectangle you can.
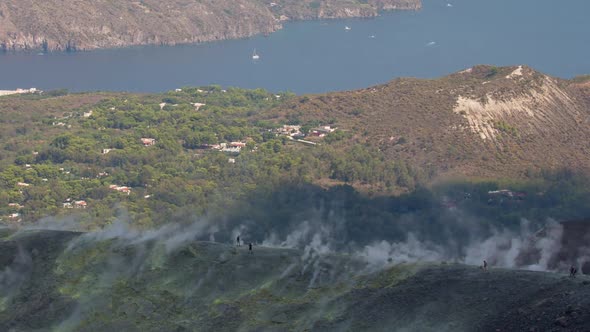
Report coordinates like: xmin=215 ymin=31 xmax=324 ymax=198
xmin=0 ymin=0 xmax=421 ymax=52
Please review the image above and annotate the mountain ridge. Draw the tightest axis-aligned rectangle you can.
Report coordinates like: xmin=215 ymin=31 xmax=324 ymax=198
xmin=267 ymin=65 xmax=590 ymax=180
xmin=1 ymin=229 xmax=589 ymax=331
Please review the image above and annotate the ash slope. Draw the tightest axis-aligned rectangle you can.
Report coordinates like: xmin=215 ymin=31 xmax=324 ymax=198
xmin=1 ymin=229 xmax=589 ymax=332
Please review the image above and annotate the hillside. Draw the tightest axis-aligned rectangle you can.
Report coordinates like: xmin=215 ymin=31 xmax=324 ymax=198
xmin=269 ymin=65 xmax=590 ymax=179
xmin=1 ymin=229 xmax=589 ymax=331
xmin=0 ymin=0 xmax=421 ymax=52
xmin=2 ymin=67 xmax=590 ymax=228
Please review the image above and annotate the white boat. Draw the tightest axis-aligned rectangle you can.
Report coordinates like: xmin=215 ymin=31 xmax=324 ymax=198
xmin=252 ymin=49 xmax=260 ymax=60
xmin=345 ymin=26 xmax=351 ymax=31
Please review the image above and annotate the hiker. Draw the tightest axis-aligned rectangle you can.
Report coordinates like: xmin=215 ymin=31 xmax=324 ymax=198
xmin=249 ymin=242 xmax=253 ymax=254
xmin=483 ymin=260 xmax=488 ymax=272
xmin=570 ymin=265 xmax=577 ymax=278
xmin=236 ymin=235 xmax=240 ymax=246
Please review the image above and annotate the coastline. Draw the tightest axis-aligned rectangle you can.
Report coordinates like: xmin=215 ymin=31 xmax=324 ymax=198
xmin=0 ymin=1 xmax=421 ymax=53
xmin=0 ymin=88 xmax=39 ymax=96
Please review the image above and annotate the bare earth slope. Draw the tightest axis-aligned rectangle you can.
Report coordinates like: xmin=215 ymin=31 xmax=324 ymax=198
xmin=0 ymin=0 xmax=421 ymax=52
xmin=1 ymin=229 xmax=589 ymax=331
xmin=272 ymin=65 xmax=590 ymax=179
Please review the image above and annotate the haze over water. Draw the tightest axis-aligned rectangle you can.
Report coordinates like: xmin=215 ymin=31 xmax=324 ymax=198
xmin=1 ymin=0 xmax=589 ymax=93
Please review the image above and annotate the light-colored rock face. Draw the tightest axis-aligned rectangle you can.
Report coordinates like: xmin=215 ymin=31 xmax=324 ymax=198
xmin=454 ymin=71 xmax=586 ymax=142
xmin=0 ymin=0 xmax=421 ymax=52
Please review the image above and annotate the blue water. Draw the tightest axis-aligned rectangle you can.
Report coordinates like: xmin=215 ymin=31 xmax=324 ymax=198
xmin=0 ymin=0 xmax=589 ymax=93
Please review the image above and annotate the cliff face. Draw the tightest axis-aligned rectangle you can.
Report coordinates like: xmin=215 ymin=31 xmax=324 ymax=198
xmin=0 ymin=0 xmax=421 ymax=52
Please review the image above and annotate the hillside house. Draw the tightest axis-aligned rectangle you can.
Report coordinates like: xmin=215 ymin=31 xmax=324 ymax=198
xmin=221 ymin=146 xmax=242 ymax=153
xmin=102 ymin=148 xmax=114 ymax=154
xmin=215 ymin=142 xmax=247 ymax=153
xmin=109 ymin=185 xmax=132 ymax=195
xmin=309 ymin=126 xmax=336 ymax=137
xmin=17 ymin=182 xmax=31 ymax=187
xmin=141 ymin=138 xmax=156 ymax=146
xmin=74 ymin=200 xmax=88 ymax=209
xmin=0 ymin=88 xmax=38 ymax=97
xmin=192 ymin=102 xmax=206 ymax=111
xmin=277 ymin=125 xmax=303 ymax=137
xmin=230 ymin=142 xmax=247 ymax=148
xmin=83 ymin=110 xmax=93 ymax=118
xmin=488 ymin=190 xmax=527 ymax=202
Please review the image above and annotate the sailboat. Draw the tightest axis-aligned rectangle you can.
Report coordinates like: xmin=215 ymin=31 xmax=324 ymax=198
xmin=344 ymin=26 xmax=351 ymax=31
xmin=252 ymin=49 xmax=260 ymax=60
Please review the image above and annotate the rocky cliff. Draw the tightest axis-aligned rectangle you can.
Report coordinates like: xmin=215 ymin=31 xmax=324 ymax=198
xmin=0 ymin=0 xmax=421 ymax=52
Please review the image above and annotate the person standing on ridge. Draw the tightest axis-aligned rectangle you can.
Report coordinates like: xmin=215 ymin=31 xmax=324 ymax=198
xmin=483 ymin=260 xmax=488 ymax=272
xmin=249 ymin=242 xmax=253 ymax=254
xmin=570 ymin=265 xmax=578 ymax=278
xmin=236 ymin=235 xmax=240 ymax=246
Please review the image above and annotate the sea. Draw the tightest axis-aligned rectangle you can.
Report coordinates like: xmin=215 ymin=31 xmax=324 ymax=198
xmin=0 ymin=0 xmax=589 ymax=94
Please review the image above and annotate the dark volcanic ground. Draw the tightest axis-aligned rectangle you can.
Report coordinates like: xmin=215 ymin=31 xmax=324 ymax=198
xmin=0 ymin=229 xmax=589 ymax=331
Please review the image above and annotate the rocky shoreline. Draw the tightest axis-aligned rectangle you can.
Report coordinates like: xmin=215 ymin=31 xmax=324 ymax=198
xmin=0 ymin=0 xmax=421 ymax=53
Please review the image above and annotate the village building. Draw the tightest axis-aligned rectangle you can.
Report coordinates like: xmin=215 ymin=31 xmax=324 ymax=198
xmin=309 ymin=126 xmax=336 ymax=138
xmin=488 ymin=189 xmax=527 ymax=202
xmin=0 ymin=88 xmax=39 ymax=97
xmin=141 ymin=138 xmax=156 ymax=146
xmin=230 ymin=142 xmax=247 ymax=148
xmin=276 ymin=125 xmax=303 ymax=137
xmin=109 ymin=185 xmax=132 ymax=195
xmin=74 ymin=200 xmax=88 ymax=209
xmin=221 ymin=146 xmax=242 ymax=153
xmin=218 ymin=142 xmax=246 ymax=153
xmin=192 ymin=102 xmax=206 ymax=111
